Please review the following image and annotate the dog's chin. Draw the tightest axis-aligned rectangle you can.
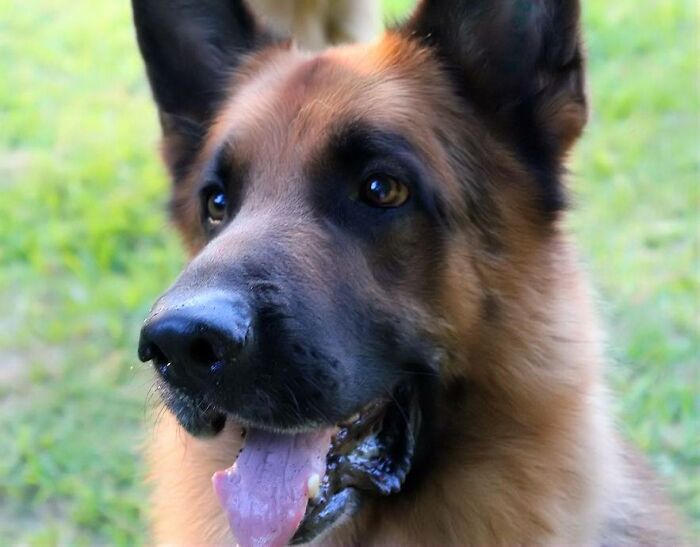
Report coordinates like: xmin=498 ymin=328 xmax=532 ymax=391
xmin=154 ymin=379 xmax=228 ymax=437
xmin=156 ymin=380 xmax=424 ymax=544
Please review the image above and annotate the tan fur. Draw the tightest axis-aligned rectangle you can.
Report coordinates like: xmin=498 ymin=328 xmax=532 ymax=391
xmin=251 ymin=0 xmax=381 ymax=50
xmin=148 ymin=412 xmax=238 ymax=544
xmin=147 ymin=13 xmax=684 ymax=547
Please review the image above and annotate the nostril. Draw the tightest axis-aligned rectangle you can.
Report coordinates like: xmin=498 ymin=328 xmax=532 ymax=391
xmin=150 ymin=344 xmax=168 ymax=365
xmin=138 ymin=341 xmax=155 ymax=362
xmin=138 ymin=339 xmax=168 ymax=365
xmin=189 ymin=337 xmax=218 ymax=367
xmin=139 ymin=339 xmax=173 ymax=377
xmin=139 ymin=290 xmax=252 ymax=385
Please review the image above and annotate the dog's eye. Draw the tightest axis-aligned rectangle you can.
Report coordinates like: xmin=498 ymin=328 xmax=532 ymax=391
xmin=359 ymin=176 xmax=409 ymax=208
xmin=205 ymin=189 xmax=227 ymax=223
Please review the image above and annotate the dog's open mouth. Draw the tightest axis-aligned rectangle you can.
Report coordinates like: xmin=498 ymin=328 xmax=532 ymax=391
xmin=210 ymin=383 xmax=421 ymax=546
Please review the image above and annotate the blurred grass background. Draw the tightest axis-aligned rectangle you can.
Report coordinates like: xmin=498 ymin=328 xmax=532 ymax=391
xmin=0 ymin=0 xmax=697 ymax=543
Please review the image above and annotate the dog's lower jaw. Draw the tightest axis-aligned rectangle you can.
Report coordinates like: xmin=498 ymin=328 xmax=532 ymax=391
xmin=148 ymin=350 xmax=656 ymax=546
xmin=149 ymin=382 xmax=426 ymax=545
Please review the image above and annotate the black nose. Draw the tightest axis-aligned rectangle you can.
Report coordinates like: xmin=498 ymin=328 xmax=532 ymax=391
xmin=138 ymin=291 xmax=252 ymax=391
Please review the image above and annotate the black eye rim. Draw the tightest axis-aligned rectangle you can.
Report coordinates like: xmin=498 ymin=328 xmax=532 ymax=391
xmin=201 ymin=184 xmax=228 ymax=224
xmin=358 ymin=174 xmax=410 ymax=208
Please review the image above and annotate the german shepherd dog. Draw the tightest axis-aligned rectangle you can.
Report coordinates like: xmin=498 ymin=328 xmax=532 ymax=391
xmin=133 ymin=0 xmax=683 ymax=544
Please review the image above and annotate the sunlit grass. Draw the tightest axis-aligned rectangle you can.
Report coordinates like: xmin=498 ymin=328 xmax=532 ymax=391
xmin=0 ymin=0 xmax=697 ymax=542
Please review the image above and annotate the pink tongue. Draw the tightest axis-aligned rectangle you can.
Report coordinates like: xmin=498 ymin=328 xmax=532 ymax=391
xmin=212 ymin=428 xmax=332 ymax=547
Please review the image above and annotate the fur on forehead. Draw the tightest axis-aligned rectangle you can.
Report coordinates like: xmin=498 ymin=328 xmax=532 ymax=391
xmin=200 ymin=34 xmax=527 ymax=220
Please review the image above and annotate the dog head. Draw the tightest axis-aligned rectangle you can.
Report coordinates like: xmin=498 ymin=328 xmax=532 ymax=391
xmin=134 ymin=0 xmax=586 ymax=543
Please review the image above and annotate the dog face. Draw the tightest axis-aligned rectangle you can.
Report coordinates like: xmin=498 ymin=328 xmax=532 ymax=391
xmin=134 ymin=0 xmax=586 ymax=542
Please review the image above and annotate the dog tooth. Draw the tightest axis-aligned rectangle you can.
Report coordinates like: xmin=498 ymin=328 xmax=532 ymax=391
xmin=307 ymin=473 xmax=321 ymax=499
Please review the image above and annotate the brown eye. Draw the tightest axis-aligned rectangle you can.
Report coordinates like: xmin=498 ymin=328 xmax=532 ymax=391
xmin=360 ymin=176 xmax=409 ymax=208
xmin=206 ymin=189 xmax=227 ymax=223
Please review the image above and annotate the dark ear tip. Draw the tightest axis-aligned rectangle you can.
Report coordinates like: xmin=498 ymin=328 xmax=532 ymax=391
xmin=131 ymin=0 xmax=272 ymax=121
xmin=132 ymin=0 xmax=278 ymax=179
xmin=399 ymin=0 xmax=584 ymax=216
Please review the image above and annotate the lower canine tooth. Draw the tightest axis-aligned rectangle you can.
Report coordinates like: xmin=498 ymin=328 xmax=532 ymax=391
xmin=307 ymin=473 xmax=321 ymax=499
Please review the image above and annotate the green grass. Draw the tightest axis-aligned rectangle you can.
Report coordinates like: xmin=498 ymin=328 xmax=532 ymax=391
xmin=0 ymin=0 xmax=697 ymax=543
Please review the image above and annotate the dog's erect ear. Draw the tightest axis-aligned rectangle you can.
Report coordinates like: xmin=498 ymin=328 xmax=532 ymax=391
xmin=403 ymin=0 xmax=586 ymax=211
xmin=132 ymin=0 xmax=275 ymax=178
